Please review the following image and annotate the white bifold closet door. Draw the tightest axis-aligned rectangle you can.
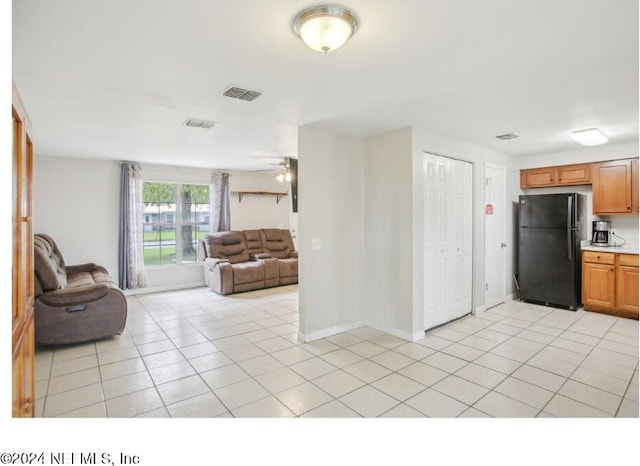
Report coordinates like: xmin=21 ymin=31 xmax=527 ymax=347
xmin=423 ymin=153 xmax=473 ymax=331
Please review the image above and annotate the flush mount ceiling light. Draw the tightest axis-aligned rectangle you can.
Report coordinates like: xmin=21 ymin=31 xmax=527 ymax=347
xmin=571 ymin=128 xmax=608 ymax=146
xmin=292 ymin=4 xmax=360 ymax=53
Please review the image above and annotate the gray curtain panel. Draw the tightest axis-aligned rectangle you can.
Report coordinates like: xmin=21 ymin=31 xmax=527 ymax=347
xmin=210 ymin=171 xmax=231 ymax=232
xmin=118 ymin=162 xmax=146 ymax=289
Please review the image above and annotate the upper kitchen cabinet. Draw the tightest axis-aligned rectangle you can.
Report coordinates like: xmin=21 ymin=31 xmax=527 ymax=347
xmin=592 ymin=158 xmax=638 ymax=214
xmin=520 ymin=163 xmax=591 ymax=189
xmin=557 ymin=163 xmax=592 ymax=185
xmin=520 ymin=166 xmax=557 ymax=188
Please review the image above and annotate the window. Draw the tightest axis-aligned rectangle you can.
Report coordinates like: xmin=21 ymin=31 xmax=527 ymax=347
xmin=142 ymin=182 xmax=210 ymax=267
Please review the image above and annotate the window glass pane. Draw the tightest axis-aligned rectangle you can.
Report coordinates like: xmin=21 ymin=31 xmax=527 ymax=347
xmin=180 ymin=184 xmax=210 ymax=264
xmin=143 ymin=182 xmax=177 ymax=266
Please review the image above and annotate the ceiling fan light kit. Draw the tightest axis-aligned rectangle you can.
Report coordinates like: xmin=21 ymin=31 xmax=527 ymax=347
xmin=292 ymin=4 xmax=360 ymax=53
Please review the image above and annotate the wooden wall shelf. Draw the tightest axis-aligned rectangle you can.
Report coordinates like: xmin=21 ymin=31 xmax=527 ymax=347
xmin=231 ymin=191 xmax=288 ymax=203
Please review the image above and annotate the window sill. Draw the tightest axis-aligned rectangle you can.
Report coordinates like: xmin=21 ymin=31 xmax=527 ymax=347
xmin=144 ymin=262 xmax=203 ymax=270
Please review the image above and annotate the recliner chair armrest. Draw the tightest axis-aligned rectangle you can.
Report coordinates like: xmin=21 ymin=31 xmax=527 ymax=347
xmin=205 ymin=257 xmax=230 ymax=270
xmin=39 ymin=283 xmax=111 ymax=307
xmin=65 ymin=263 xmax=98 ymax=274
xmin=290 ymin=251 xmax=298 ymax=258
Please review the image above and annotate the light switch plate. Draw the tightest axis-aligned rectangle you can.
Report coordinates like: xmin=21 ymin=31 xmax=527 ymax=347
xmin=311 ymin=238 xmax=321 ymax=250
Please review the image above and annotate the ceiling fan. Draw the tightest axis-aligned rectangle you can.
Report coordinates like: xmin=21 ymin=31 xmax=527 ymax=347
xmin=247 ymin=157 xmax=295 ymax=182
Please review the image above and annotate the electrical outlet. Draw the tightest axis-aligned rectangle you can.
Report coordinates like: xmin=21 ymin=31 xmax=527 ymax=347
xmin=610 ymin=228 xmax=617 ymax=237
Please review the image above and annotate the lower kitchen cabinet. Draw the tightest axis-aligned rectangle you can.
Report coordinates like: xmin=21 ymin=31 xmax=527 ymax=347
xmin=582 ymin=251 xmax=639 ymax=319
xmin=617 ymin=254 xmax=639 ymax=316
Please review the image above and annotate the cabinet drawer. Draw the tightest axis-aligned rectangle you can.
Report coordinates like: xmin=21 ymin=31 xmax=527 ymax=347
xmin=583 ymin=251 xmax=615 ymax=265
xmin=619 ymin=254 xmax=639 ymax=267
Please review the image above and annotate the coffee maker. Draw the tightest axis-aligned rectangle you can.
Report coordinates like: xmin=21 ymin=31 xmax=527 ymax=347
xmin=592 ymin=221 xmax=611 ymax=246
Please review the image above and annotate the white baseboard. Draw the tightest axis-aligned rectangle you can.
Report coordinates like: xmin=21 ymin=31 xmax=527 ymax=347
xmin=368 ymin=325 xmax=415 ymax=342
xmin=123 ymin=281 xmax=206 ymax=296
xmin=298 ymin=321 xmax=364 ymax=343
xmin=473 ymin=305 xmax=487 ymax=315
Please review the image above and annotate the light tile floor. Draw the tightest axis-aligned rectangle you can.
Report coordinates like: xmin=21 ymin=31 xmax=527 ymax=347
xmin=34 ymin=285 xmax=639 ymax=418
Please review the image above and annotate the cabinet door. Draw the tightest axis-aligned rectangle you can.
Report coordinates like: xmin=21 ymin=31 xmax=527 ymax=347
xmin=520 ymin=167 xmax=558 ymax=188
xmin=592 ymin=159 xmax=633 ymax=214
xmin=617 ymin=265 xmax=639 ymax=317
xmin=12 ymin=320 xmax=34 ymax=417
xmin=12 ymin=82 xmax=35 ymax=418
xmin=632 ymin=158 xmax=639 ymax=214
xmin=582 ymin=262 xmax=616 ymax=309
xmin=557 ymin=163 xmax=592 ymax=185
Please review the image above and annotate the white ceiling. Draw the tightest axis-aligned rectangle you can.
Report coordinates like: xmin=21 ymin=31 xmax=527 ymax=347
xmin=12 ymin=0 xmax=639 ymax=171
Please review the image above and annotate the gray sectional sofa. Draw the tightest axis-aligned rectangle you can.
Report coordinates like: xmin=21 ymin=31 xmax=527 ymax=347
xmin=200 ymin=228 xmax=298 ymax=295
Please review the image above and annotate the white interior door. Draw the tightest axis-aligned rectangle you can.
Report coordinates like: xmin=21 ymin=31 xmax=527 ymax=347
xmin=484 ymin=163 xmax=507 ymax=309
xmin=423 ymin=153 xmax=473 ymax=331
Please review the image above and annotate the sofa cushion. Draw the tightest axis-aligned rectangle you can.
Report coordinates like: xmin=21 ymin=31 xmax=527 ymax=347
xmin=220 ymin=231 xmax=244 ymax=245
xmin=260 ymin=229 xmax=294 ymax=259
xmin=203 ymin=231 xmax=251 ymax=264
xmin=263 ymin=229 xmax=283 ymax=242
xmin=242 ymin=230 xmax=263 ymax=255
xmin=278 ymin=258 xmax=298 ymax=278
xmin=67 ymin=271 xmax=96 ymax=288
xmin=232 ymin=262 xmax=265 ymax=285
xmin=34 ymin=234 xmax=68 ymax=291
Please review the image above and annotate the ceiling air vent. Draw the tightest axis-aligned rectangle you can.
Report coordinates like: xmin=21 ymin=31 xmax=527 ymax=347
xmin=183 ymin=118 xmax=215 ymax=129
xmin=222 ymin=86 xmax=262 ymax=102
xmin=495 ymin=133 xmax=519 ymax=140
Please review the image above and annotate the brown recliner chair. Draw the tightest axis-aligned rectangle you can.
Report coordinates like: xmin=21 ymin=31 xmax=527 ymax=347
xmin=33 ymin=234 xmax=127 ymax=346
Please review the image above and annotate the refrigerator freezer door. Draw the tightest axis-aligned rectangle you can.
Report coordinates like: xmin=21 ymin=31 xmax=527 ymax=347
xmin=518 ymin=227 xmax=580 ymax=308
xmin=519 ymin=193 xmax=577 ymax=229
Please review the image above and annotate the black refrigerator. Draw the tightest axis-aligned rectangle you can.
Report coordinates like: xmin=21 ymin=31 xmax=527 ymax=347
xmin=517 ymin=193 xmax=586 ymax=310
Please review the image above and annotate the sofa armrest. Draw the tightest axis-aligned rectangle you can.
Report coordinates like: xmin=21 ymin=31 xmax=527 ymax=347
xmin=205 ymin=257 xmax=230 ymax=270
xmin=250 ymin=253 xmax=272 ymax=260
xmin=65 ymin=263 xmax=97 ymax=274
xmin=290 ymin=251 xmax=298 ymax=258
xmin=39 ymin=283 xmax=111 ymax=307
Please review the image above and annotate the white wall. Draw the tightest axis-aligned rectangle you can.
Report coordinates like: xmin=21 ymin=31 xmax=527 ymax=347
xmin=519 ymin=142 xmax=639 ymax=248
xmin=518 ymin=142 xmax=638 ymax=168
xmin=229 ymin=171 xmax=291 ymax=231
xmin=34 ymin=156 xmax=121 ymax=277
xmin=411 ymin=127 xmax=520 ymax=334
xmin=364 ymin=128 xmax=415 ymax=339
xmin=299 ymin=125 xmax=519 ymax=342
xmin=297 ymin=126 xmax=365 ymax=341
xmin=34 ymin=156 xmax=294 ymax=293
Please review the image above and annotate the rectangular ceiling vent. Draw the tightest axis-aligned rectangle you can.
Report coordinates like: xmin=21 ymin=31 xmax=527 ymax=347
xmin=495 ymin=133 xmax=519 ymax=140
xmin=183 ymin=118 xmax=216 ymax=129
xmin=222 ymin=86 xmax=262 ymax=102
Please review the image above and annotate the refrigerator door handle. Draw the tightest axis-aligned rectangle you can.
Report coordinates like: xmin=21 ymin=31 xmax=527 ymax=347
xmin=567 ymin=195 xmax=573 ymax=261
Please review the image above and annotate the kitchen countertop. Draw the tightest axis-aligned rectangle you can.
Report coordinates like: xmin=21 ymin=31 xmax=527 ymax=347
xmin=581 ymin=242 xmax=639 ymax=255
